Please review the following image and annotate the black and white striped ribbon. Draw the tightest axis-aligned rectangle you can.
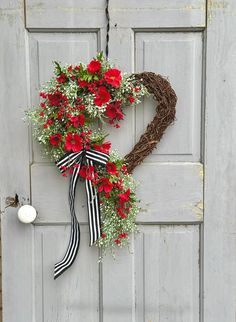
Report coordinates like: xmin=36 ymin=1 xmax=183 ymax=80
xmin=54 ymin=149 xmax=109 ymax=279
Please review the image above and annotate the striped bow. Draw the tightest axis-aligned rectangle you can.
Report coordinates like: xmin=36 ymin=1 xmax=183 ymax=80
xmin=54 ymin=149 xmax=109 ymax=279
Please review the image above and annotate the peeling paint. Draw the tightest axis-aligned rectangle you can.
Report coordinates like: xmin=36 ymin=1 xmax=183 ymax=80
xmin=192 ymin=201 xmax=204 ymax=220
xmin=0 ymin=5 xmax=23 ymax=26
xmin=208 ymin=0 xmax=228 ymax=23
xmin=184 ymin=1 xmax=205 ymax=11
xmin=198 ymin=166 xmax=204 ymax=181
xmin=183 ymin=201 xmax=204 ymax=221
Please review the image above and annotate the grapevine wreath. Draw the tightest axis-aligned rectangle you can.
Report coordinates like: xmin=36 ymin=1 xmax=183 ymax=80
xmin=27 ymin=52 xmax=177 ymax=278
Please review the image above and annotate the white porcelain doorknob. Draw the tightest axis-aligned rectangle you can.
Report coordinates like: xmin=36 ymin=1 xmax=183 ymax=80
xmin=17 ymin=205 xmax=37 ymax=224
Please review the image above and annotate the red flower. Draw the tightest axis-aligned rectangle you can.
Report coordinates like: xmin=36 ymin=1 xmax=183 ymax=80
xmin=106 ymin=162 xmax=117 ymax=175
xmin=128 ymin=96 xmax=135 ymax=103
xmin=101 ymin=233 xmax=106 ymax=238
xmin=114 ymin=239 xmax=121 ymax=245
xmin=118 ymin=189 xmax=131 ymax=204
xmin=40 ymin=92 xmax=47 ymax=99
xmin=77 ymin=79 xmax=89 ymax=88
xmin=39 ymin=111 xmax=44 ymax=117
xmin=67 ymin=65 xmax=73 ymax=73
xmin=57 ymin=73 xmax=67 ymax=84
xmin=76 ymin=104 xmax=85 ymax=111
xmin=105 ymin=101 xmax=124 ymax=121
xmin=79 ymin=165 xmax=95 ymax=180
xmin=47 ymin=91 xmax=67 ymax=107
xmin=65 ymin=133 xmax=83 ymax=152
xmin=57 ymin=108 xmax=65 ymax=119
xmin=121 ymin=164 xmax=128 ymax=175
xmin=104 ymin=68 xmax=122 ymax=88
xmin=49 ymin=134 xmax=62 ymax=146
xmin=47 ymin=119 xmax=53 ymax=126
xmin=98 ymin=178 xmax=113 ymax=193
xmin=40 ymin=102 xmax=46 ymax=109
xmin=87 ymin=60 xmax=101 ymax=74
xmin=69 ymin=114 xmax=85 ymax=127
xmin=94 ymin=86 xmax=111 ymax=106
xmin=117 ymin=207 xmax=127 ymax=219
xmin=93 ymin=141 xmax=111 ymax=154
xmin=119 ymin=232 xmax=128 ymax=239
xmin=78 ymin=114 xmax=85 ymax=126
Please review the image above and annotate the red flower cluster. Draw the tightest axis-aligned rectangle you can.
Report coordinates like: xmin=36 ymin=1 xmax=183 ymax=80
xmin=57 ymin=73 xmax=67 ymax=84
xmin=47 ymin=91 xmax=68 ymax=107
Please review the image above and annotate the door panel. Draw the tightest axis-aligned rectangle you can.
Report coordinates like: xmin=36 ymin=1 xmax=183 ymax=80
xmin=103 ymin=225 xmax=200 ymax=322
xmin=135 ymin=32 xmax=202 ymax=161
xmin=34 ymin=225 xmax=99 ymax=322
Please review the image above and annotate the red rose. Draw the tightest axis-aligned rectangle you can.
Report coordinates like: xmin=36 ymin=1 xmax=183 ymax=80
xmin=57 ymin=73 xmax=67 ymax=84
xmin=65 ymin=133 xmax=83 ymax=152
xmin=49 ymin=134 xmax=62 ymax=146
xmin=101 ymin=233 xmax=106 ymax=238
xmin=39 ymin=111 xmax=44 ymax=117
xmin=87 ymin=60 xmax=101 ymax=74
xmin=118 ymin=189 xmax=131 ymax=204
xmin=94 ymin=86 xmax=111 ymax=106
xmin=104 ymin=68 xmax=122 ymax=88
xmin=106 ymin=162 xmax=117 ymax=175
xmin=98 ymin=178 xmax=113 ymax=193
xmin=79 ymin=165 xmax=95 ymax=180
xmin=114 ymin=239 xmax=121 ymax=245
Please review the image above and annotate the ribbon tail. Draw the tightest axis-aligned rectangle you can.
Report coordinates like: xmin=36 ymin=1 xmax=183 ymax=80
xmin=54 ymin=165 xmax=81 ymax=279
xmin=85 ymin=159 xmax=102 ymax=246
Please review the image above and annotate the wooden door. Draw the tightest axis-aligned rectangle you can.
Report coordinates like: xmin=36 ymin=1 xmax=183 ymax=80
xmin=1 ymin=1 xmax=235 ymax=321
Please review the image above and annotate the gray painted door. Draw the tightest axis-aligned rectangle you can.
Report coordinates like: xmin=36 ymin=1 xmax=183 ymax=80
xmin=1 ymin=1 xmax=235 ymax=322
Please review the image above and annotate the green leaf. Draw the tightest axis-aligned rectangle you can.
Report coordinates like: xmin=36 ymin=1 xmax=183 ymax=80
xmin=53 ymin=61 xmax=62 ymax=76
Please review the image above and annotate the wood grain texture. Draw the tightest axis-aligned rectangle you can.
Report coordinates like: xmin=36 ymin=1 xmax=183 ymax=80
xmin=0 ymin=0 xmax=206 ymax=321
xmin=25 ymin=0 xmax=206 ymax=29
xmin=31 ymin=163 xmax=203 ymax=224
xmin=204 ymin=1 xmax=236 ymax=321
xmin=103 ymin=225 xmax=200 ymax=322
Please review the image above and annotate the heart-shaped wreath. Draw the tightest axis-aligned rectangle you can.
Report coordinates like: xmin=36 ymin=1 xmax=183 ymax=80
xmin=27 ymin=52 xmax=176 ymax=278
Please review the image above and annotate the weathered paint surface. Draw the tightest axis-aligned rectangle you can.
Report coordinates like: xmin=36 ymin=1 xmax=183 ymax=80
xmin=8 ymin=0 xmax=236 ymax=321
